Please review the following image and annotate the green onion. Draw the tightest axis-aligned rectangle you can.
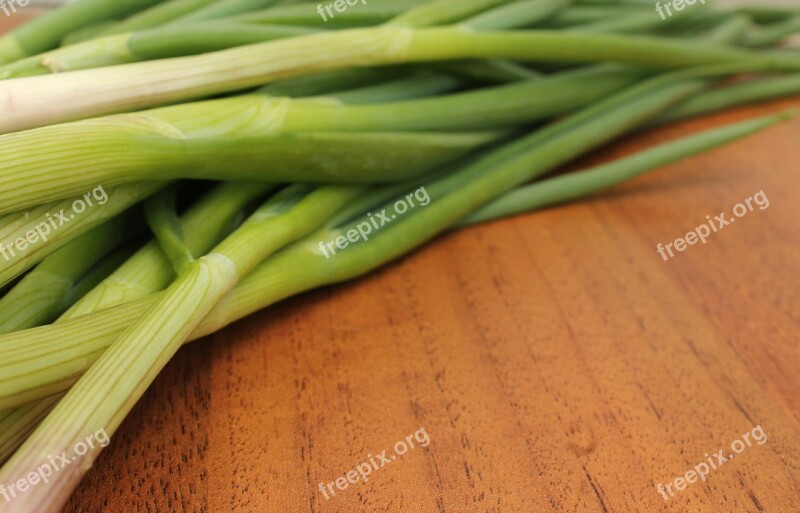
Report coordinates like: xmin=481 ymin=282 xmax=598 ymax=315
xmin=53 ymin=244 xmax=139 ymax=317
xmin=0 ymin=396 xmax=59 ymax=464
xmin=0 ymin=68 xmax=715 ymax=413
xmin=0 ymin=183 xmax=365 ymax=510
xmin=327 ymin=70 xmax=462 ymax=104
xmin=657 ymin=73 xmax=800 ymax=124
xmin=60 ymin=21 xmax=119 ymax=47
xmin=732 ymin=6 xmax=800 ymax=24
xmin=177 ymin=0 xmax=282 ymax=22
xmin=0 ymin=0 xmax=162 ymax=65
xmin=0 ymin=213 xmax=136 ymax=334
xmin=461 ymin=110 xmax=794 ymax=225
xmin=389 ymin=0 xmax=515 ymax=27
xmin=0 ymin=0 xmax=796 ymax=505
xmin=0 ymin=23 xmax=320 ymax=79
xmin=0 ymin=183 xmax=163 ymax=288
xmin=0 ymin=128 xmax=499 ymax=216
xmin=0 ymin=107 xmax=788 ymax=463
xmin=463 ymin=0 xmax=571 ymax=31
xmin=2 ymin=27 xmax=796 ymax=134
xmin=97 ymin=0 xmax=221 ymax=36
xmin=64 ymin=181 xmax=274 ymax=317
xmin=0 ymin=65 xmax=649 ymax=212
xmin=222 ymin=1 xmax=428 ymax=27
xmin=743 ymin=16 xmax=800 ymax=47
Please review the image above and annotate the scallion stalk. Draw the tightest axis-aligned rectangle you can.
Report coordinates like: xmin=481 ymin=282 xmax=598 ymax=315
xmin=97 ymin=0 xmax=221 ymax=37
xmin=2 ymin=27 xmax=796 ymax=134
xmin=0 ymin=183 xmax=163 ymax=287
xmin=64 ymin=181 xmax=274 ymax=318
xmin=463 ymin=0 xmax=571 ymax=31
xmin=0 ymin=213 xmax=137 ymax=334
xmin=0 ymin=128 xmax=500 ymax=216
xmin=0 ymin=65 xmax=652 ymax=212
xmin=0 ymin=107 xmax=788 ymax=461
xmin=0 ymin=0 xmax=163 ymax=65
xmin=0 ymin=23 xmax=320 ymax=79
xmin=657 ymin=73 xmax=800 ymax=124
xmin=0 ymin=183 xmax=365 ymax=511
xmin=388 ymin=0 xmax=515 ymax=27
xmin=0 ymin=68 xmax=714 ymax=412
xmin=461 ymin=110 xmax=794 ymax=225
xmin=177 ymin=0 xmax=281 ymax=22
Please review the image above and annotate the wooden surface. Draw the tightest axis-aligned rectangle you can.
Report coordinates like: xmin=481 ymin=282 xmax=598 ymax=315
xmin=4 ymin=14 xmax=800 ymax=513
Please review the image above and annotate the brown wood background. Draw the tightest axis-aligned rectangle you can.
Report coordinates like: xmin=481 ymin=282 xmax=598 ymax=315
xmin=3 ymin=13 xmax=800 ymax=513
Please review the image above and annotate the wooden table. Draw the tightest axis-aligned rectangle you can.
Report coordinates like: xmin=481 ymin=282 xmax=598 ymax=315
xmin=3 ymin=13 xmax=799 ymax=513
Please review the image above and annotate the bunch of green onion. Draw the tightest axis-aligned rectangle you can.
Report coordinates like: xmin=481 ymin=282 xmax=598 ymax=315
xmin=0 ymin=0 xmax=798 ymax=510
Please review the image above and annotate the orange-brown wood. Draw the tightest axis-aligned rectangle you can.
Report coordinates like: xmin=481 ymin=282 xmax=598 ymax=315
xmin=3 ymin=14 xmax=799 ymax=513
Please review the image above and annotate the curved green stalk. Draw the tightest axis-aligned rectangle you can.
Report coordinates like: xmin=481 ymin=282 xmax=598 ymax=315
xmin=656 ymin=73 xmax=800 ymax=124
xmin=64 ymin=181 xmax=274 ymax=318
xmin=0 ymin=65 xmax=647 ymax=213
xmin=702 ymin=14 xmax=752 ymax=45
xmin=0 ymin=68 xmax=710 ymax=413
xmin=742 ymin=16 xmax=800 ymax=47
xmin=0 ymin=183 xmax=163 ymax=288
xmin=0 ymin=396 xmax=59 ymax=464
xmin=60 ymin=22 xmax=118 ymax=46
xmin=542 ymin=5 xmax=649 ymax=28
xmin=144 ymin=188 xmax=195 ymax=275
xmin=0 ymin=0 xmax=162 ymax=65
xmin=2 ymin=26 xmax=796 ymax=134
xmin=437 ymin=59 xmax=540 ymax=83
xmin=54 ymin=245 xmax=139 ymax=316
xmin=224 ymin=0 xmax=429 ymax=27
xmin=328 ymin=71 xmax=462 ymax=104
xmin=388 ymin=0 xmax=514 ymax=27
xmin=0 ymin=184 xmax=363 ymax=512
xmin=0 ymin=23 xmax=319 ymax=79
xmin=257 ymin=67 xmax=408 ymax=98
xmin=283 ymin=66 xmax=643 ymax=130
xmin=732 ymin=6 xmax=800 ymax=24
xmin=0 ymin=213 xmax=135 ymax=334
xmin=464 ymin=0 xmax=571 ymax=31
xmin=461 ymin=110 xmax=794 ymax=225
xmin=0 ymin=107 xmax=787 ymax=458
xmin=98 ymin=0 xmax=220 ymax=36
xmin=0 ymin=127 xmax=500 ymax=215
xmin=177 ymin=0 xmax=281 ymax=22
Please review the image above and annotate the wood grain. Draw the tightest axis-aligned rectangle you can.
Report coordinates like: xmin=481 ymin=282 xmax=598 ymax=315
xmin=2 ymin=13 xmax=799 ymax=513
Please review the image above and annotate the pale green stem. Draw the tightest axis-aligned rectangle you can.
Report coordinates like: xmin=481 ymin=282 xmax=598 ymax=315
xmin=0 ymin=397 xmax=60 ymax=464
xmin=0 ymin=184 xmax=363 ymax=511
xmin=1 ymin=26 xmax=795 ymax=133
xmin=0 ymin=214 xmax=134 ymax=334
xmin=0 ymin=0 xmax=162 ymax=65
xmin=0 ymin=67 xmax=714 ymax=413
xmin=0 ymin=107 xmax=789 ymax=467
xmin=63 ymin=182 xmax=274 ymax=318
xmin=460 ymin=110 xmax=794 ymax=224
xmin=388 ymin=0 xmax=515 ymax=27
xmin=0 ymin=183 xmax=163 ymax=288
